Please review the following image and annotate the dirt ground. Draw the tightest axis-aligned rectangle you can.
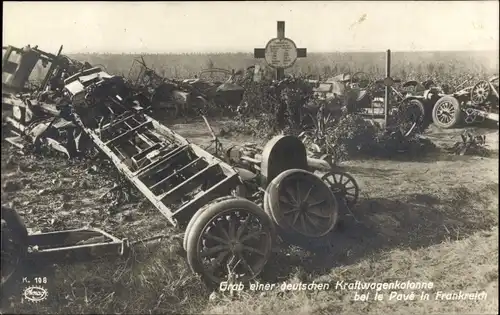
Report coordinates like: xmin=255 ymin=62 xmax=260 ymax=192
xmin=1 ymin=120 xmax=498 ymax=314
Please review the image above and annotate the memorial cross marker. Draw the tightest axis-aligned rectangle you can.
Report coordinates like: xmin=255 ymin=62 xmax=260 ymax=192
xmin=254 ymin=21 xmax=307 ymax=80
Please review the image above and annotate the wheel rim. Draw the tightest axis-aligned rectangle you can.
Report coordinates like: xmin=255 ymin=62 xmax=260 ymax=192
xmin=471 ymin=81 xmax=490 ymax=104
xmin=271 ymin=172 xmax=337 ymax=238
xmin=435 ymin=101 xmax=456 ymax=125
xmin=196 ymin=209 xmax=272 ymax=284
xmin=321 ymin=171 xmax=359 ymax=208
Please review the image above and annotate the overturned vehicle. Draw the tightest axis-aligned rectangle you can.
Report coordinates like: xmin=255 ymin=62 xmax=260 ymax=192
xmin=2 ymin=44 xmax=359 ymax=286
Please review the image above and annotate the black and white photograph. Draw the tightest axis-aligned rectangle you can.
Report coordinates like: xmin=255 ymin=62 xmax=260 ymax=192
xmin=1 ymin=1 xmax=498 ymax=314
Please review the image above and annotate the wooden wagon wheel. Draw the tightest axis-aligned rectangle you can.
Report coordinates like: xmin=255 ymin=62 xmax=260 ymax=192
xmin=185 ymin=197 xmax=275 ymax=285
xmin=265 ymin=169 xmax=338 ymax=238
xmin=470 ymin=80 xmax=491 ymax=105
xmin=321 ymin=171 xmax=360 ymax=208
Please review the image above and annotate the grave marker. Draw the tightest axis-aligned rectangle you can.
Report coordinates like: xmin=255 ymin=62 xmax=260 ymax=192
xmin=254 ymin=21 xmax=307 ymax=80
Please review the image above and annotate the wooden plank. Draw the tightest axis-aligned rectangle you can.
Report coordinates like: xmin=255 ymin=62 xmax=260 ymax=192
xmin=277 ymin=21 xmax=285 ymax=39
xmin=101 ymin=113 xmax=138 ymax=131
xmin=134 ymin=145 xmax=189 ymax=178
xmin=171 ymin=173 xmax=240 ymax=218
xmin=131 ymin=143 xmax=162 ymax=162
xmin=150 ymin=157 xmax=203 ymax=190
xmin=84 ymin=130 xmax=177 ymax=226
xmin=105 ymin=120 xmax=152 ymax=145
xmin=158 ymin=164 xmax=217 ymax=200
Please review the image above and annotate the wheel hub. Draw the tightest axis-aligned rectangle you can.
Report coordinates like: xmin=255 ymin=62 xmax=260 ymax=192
xmin=229 ymin=240 xmax=243 ymax=253
xmin=299 ymin=202 xmax=309 ymax=213
xmin=330 ymin=184 xmax=346 ymax=195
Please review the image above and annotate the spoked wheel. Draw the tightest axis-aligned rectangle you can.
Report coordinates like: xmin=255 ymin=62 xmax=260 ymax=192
xmin=266 ymin=169 xmax=338 ymax=238
xmin=321 ymin=171 xmax=360 ymax=209
xmin=432 ymin=95 xmax=462 ymax=129
xmin=185 ymin=197 xmax=275 ymax=285
xmin=471 ymin=80 xmax=491 ymax=105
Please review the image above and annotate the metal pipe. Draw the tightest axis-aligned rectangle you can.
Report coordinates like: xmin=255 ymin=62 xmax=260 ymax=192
xmin=384 ymin=49 xmax=391 ymax=128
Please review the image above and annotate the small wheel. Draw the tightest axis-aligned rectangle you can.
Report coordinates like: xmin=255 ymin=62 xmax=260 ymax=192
xmin=266 ymin=169 xmax=338 ymax=238
xmin=185 ymin=197 xmax=275 ymax=285
xmin=432 ymin=96 xmax=462 ymax=129
xmin=321 ymin=171 xmax=360 ymax=208
xmin=471 ymin=80 xmax=491 ymax=105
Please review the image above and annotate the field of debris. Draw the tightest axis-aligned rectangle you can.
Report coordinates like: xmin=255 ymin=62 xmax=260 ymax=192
xmin=2 ymin=115 xmax=498 ymax=314
xmin=1 ymin=49 xmax=499 ymax=315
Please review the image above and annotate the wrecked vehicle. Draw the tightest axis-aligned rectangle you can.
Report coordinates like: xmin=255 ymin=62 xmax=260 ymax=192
xmin=306 ymin=72 xmax=372 ymax=114
xmin=431 ymin=76 xmax=499 ymax=128
xmin=182 ymin=68 xmax=246 ymax=111
xmin=2 ymin=44 xmax=360 ymax=286
xmin=1 ymin=205 xmax=130 ymax=291
xmin=306 ymin=72 xmax=431 ymax=136
xmin=127 ymin=57 xmax=202 ymax=118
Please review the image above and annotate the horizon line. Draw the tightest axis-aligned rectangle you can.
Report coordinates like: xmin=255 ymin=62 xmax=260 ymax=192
xmin=64 ymin=49 xmax=500 ymax=55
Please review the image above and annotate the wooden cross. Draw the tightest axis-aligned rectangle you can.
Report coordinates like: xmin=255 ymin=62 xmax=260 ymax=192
xmin=254 ymin=21 xmax=307 ymax=80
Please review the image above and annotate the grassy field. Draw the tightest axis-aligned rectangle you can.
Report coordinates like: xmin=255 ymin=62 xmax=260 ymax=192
xmin=1 ymin=117 xmax=498 ymax=315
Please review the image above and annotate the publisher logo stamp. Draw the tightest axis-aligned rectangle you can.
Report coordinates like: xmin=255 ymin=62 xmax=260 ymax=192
xmin=22 ymin=285 xmax=48 ymax=303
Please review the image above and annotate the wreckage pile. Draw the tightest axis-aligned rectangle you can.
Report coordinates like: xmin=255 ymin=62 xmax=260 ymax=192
xmin=1 ymin=44 xmax=366 ymax=289
xmin=1 ymin=45 xmax=497 ymax=292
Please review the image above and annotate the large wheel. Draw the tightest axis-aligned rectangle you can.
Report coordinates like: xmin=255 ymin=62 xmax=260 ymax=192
xmin=185 ymin=197 xmax=275 ymax=285
xmin=1 ymin=206 xmax=28 ymax=290
xmin=183 ymin=196 xmax=235 ymax=251
xmin=265 ymin=169 xmax=338 ymax=238
xmin=321 ymin=171 xmax=360 ymax=208
xmin=470 ymin=80 xmax=491 ymax=105
xmin=432 ymin=95 xmax=462 ymax=129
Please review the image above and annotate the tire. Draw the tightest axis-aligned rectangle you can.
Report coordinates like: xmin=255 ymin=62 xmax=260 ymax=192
xmin=185 ymin=196 xmax=275 ymax=285
xmin=265 ymin=169 xmax=338 ymax=239
xmin=432 ymin=95 xmax=462 ymax=129
xmin=1 ymin=206 xmax=28 ymax=244
xmin=183 ymin=196 xmax=236 ymax=251
xmin=1 ymin=206 xmax=28 ymax=290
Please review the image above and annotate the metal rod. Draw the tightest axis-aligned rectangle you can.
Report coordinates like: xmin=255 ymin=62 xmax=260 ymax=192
xmin=384 ymin=49 xmax=391 ymax=128
xmin=40 ymin=45 xmax=64 ymax=92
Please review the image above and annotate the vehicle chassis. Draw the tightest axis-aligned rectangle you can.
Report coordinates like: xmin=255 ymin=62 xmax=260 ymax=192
xmin=2 ymin=45 xmax=360 ymax=285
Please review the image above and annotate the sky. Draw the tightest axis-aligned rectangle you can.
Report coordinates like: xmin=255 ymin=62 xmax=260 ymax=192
xmin=2 ymin=1 xmax=499 ymax=54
